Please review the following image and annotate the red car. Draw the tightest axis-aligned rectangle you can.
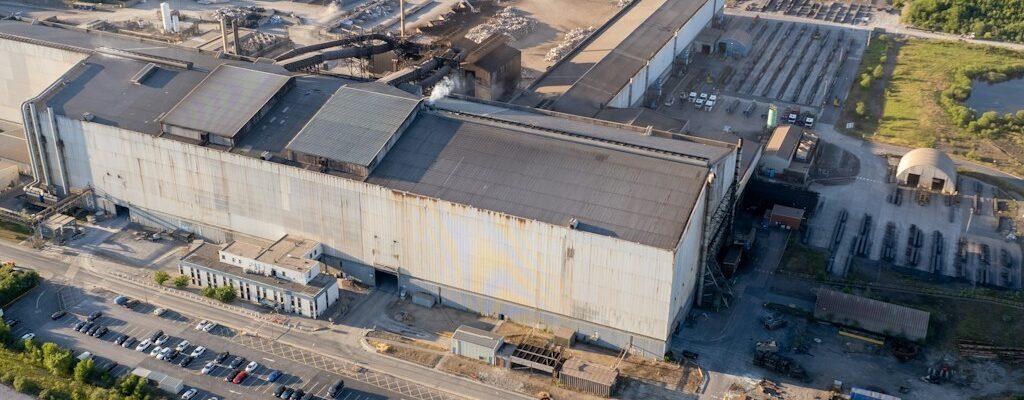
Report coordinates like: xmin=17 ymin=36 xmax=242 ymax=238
xmin=232 ymin=370 xmax=249 ymax=384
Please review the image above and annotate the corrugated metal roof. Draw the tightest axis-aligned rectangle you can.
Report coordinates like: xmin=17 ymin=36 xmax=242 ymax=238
xmin=813 ymin=289 xmax=930 ymax=341
xmin=286 ymin=82 xmax=421 ymax=167
xmin=161 ymin=64 xmax=292 ymax=138
xmin=770 ymin=204 xmax=804 ymax=219
xmin=540 ymin=0 xmax=710 ymax=116
xmin=452 ymin=325 xmax=503 ymax=351
xmin=896 ymin=148 xmax=956 ymax=180
xmin=765 ymin=125 xmax=803 ymax=159
xmin=366 ymin=111 xmax=709 ymax=249
xmin=560 ymin=357 xmax=618 ymax=385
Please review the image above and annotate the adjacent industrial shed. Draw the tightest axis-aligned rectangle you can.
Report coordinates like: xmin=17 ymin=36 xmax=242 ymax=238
xmin=450 ymin=325 xmax=504 ymax=365
xmin=814 ymin=289 xmax=931 ymax=342
xmin=160 ymin=64 xmax=293 ymax=147
xmin=132 ymin=368 xmax=184 ymax=395
xmin=527 ymin=0 xmax=722 ymax=116
xmin=8 ymin=18 xmax=742 ymax=356
xmin=896 ymin=148 xmax=957 ymax=195
xmin=559 ymin=358 xmax=619 ymax=397
xmin=768 ymin=204 xmax=804 ymax=230
xmin=718 ymin=28 xmax=752 ymax=57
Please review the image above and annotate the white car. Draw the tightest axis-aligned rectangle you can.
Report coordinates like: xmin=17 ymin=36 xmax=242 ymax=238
xmin=201 ymin=361 xmax=216 ymax=374
xmin=175 ymin=340 xmax=190 ymax=352
xmin=202 ymin=322 xmax=216 ymax=333
xmin=149 ymin=346 xmax=164 ymax=357
xmin=190 ymin=346 xmax=206 ymax=358
xmin=154 ymin=335 xmax=169 ymax=346
xmin=244 ymin=361 xmax=259 ymax=373
xmin=135 ymin=339 xmax=152 ymax=352
xmin=20 ymin=333 xmax=35 ymax=341
xmin=158 ymin=347 xmax=173 ymax=360
xmin=152 ymin=308 xmax=166 ymax=316
xmin=664 ymin=96 xmax=675 ymax=107
xmin=688 ymin=92 xmax=697 ymax=101
xmin=708 ymin=94 xmax=718 ymax=102
xmin=695 ymin=98 xmax=705 ymax=108
xmin=195 ymin=320 xmax=210 ymax=331
xmin=180 ymin=388 xmax=198 ymax=400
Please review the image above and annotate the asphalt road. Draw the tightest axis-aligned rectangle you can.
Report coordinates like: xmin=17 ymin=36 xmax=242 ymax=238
xmin=2 ymin=277 xmax=399 ymax=400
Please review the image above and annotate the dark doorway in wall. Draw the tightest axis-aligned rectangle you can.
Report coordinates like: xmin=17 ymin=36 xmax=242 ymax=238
xmin=374 ymin=268 xmax=398 ymax=292
xmin=114 ymin=204 xmax=130 ymax=218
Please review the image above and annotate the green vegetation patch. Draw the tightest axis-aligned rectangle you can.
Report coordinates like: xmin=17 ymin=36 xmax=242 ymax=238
xmin=903 ymin=0 xmax=1024 ymax=43
xmin=778 ymin=236 xmax=829 ymax=279
xmin=0 ymin=264 xmax=38 ymax=307
xmin=873 ymin=40 xmax=1024 ymax=149
xmin=0 ymin=220 xmax=31 ymax=243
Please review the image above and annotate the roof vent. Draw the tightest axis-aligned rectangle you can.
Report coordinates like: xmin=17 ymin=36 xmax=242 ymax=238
xmin=643 ymin=125 xmax=653 ymax=136
xmin=568 ymin=217 xmax=579 ymax=230
xmin=130 ymin=63 xmax=159 ymax=84
xmin=82 ymin=112 xmax=95 ymax=122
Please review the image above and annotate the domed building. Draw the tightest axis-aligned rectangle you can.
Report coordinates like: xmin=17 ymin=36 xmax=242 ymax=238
xmin=895 ymin=148 xmax=957 ymax=194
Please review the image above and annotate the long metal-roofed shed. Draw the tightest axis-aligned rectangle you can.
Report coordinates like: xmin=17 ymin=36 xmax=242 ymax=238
xmin=160 ymin=63 xmax=294 ymax=147
xmin=286 ymin=82 xmax=421 ymax=177
xmin=368 ymin=97 xmax=734 ymax=250
xmin=527 ymin=0 xmax=716 ymax=117
xmin=451 ymin=325 xmax=505 ymax=365
xmin=814 ymin=289 xmax=931 ymax=342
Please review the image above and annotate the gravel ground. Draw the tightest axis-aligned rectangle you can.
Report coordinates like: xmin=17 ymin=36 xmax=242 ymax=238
xmin=0 ymin=384 xmax=34 ymax=400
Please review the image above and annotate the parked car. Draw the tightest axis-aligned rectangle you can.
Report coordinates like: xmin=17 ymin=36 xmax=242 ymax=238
xmin=81 ymin=322 xmax=96 ymax=333
xmin=225 ymin=369 xmax=241 ymax=382
xmin=154 ymin=335 xmax=169 ymax=346
xmin=215 ymin=351 xmax=230 ymax=364
xmin=87 ymin=311 xmax=102 ymax=321
xmin=73 ymin=321 xmax=87 ymax=331
xmin=125 ymin=299 xmax=140 ymax=308
xmin=280 ymin=388 xmax=294 ymax=399
xmin=274 ymin=386 xmax=288 ymax=397
xmin=87 ymin=325 xmax=101 ymax=336
xmin=180 ymin=388 xmax=197 ymax=400
xmin=20 ymin=333 xmax=35 ymax=341
xmin=148 ymin=330 xmax=164 ymax=342
xmin=149 ymin=346 xmax=164 ymax=357
xmin=136 ymin=339 xmax=152 ymax=352
xmin=190 ymin=346 xmax=206 ymax=358
xmin=166 ymin=349 xmax=181 ymax=362
xmin=266 ymin=370 xmax=282 ymax=382
xmin=245 ymin=361 xmax=259 ymax=373
xmin=114 ymin=334 xmax=127 ymax=345
xmin=122 ymin=337 xmax=137 ymax=349
xmin=232 ymin=370 xmax=249 ymax=384
xmin=229 ymin=356 xmax=245 ymax=369
xmin=201 ymin=362 xmax=216 ymax=374
xmin=178 ymin=355 xmax=194 ymax=368
xmin=289 ymin=389 xmax=304 ymax=400
xmin=4 ymin=318 xmax=19 ymax=327
xmin=202 ymin=322 xmax=216 ymax=333
xmin=152 ymin=308 xmax=166 ymax=316
xmin=77 ymin=351 xmax=93 ymax=361
xmin=92 ymin=326 xmax=108 ymax=338
xmin=114 ymin=295 xmax=128 ymax=306
xmin=175 ymin=340 xmax=190 ymax=352
xmin=102 ymin=362 xmax=119 ymax=373
xmin=300 ymin=392 xmax=314 ymax=400
xmin=328 ymin=380 xmax=345 ymax=397
xmin=50 ymin=310 xmax=67 ymax=320
xmin=194 ymin=320 xmax=210 ymax=331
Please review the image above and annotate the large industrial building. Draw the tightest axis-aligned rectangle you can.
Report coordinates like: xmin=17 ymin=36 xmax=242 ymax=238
xmin=1 ymin=17 xmax=745 ymax=356
xmin=521 ymin=0 xmax=724 ymax=116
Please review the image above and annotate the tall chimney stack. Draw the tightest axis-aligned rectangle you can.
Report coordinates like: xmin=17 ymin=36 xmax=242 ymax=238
xmin=232 ymin=19 xmax=241 ymax=56
xmin=220 ymin=18 xmax=230 ymax=54
xmin=399 ymin=0 xmax=405 ymax=39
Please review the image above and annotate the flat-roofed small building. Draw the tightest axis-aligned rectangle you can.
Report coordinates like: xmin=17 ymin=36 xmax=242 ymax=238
xmin=451 ymin=325 xmax=504 ymax=365
xmin=559 ymin=357 xmax=619 ymax=397
xmin=179 ymin=236 xmax=339 ymax=318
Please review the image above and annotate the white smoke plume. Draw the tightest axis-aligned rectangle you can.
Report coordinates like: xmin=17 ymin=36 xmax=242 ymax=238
xmin=428 ymin=76 xmax=458 ymax=105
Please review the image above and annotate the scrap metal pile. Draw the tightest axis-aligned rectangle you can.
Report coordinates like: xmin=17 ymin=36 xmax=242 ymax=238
xmin=544 ymin=26 xmax=594 ymax=62
xmin=465 ymin=7 xmax=535 ymax=44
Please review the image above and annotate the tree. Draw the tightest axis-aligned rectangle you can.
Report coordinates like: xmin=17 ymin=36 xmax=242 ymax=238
xmin=153 ymin=271 xmax=170 ymax=286
xmin=74 ymin=358 xmax=94 ymax=383
xmin=214 ymin=286 xmax=236 ymax=303
xmin=0 ymin=320 xmax=11 ymax=347
xmin=855 ymin=101 xmax=867 ymax=116
xmin=173 ymin=275 xmax=190 ymax=289
xmin=859 ymin=73 xmax=873 ymax=89
xmin=42 ymin=342 xmax=74 ymax=376
xmin=12 ymin=376 xmax=38 ymax=395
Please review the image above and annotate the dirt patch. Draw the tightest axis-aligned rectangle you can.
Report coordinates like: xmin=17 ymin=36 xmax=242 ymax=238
xmin=385 ymin=298 xmax=497 ymax=346
xmin=367 ymin=338 xmax=443 ymax=369
xmin=367 ymin=329 xmax=447 ymax=352
xmin=438 ymin=355 xmax=603 ymax=400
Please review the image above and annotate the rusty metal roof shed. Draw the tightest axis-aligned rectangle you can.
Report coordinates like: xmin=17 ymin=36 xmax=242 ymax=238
xmin=814 ymin=289 xmax=931 ymax=341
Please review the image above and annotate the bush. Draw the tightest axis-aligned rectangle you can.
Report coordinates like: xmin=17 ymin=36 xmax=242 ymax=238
xmin=42 ymin=342 xmax=75 ymax=376
xmin=13 ymin=376 xmax=39 ymax=394
xmin=201 ymin=286 xmax=216 ymax=298
xmin=855 ymin=101 xmax=867 ymax=116
xmin=153 ymin=271 xmax=170 ymax=286
xmin=214 ymin=286 xmax=236 ymax=303
xmin=74 ymin=358 xmax=93 ymax=383
xmin=0 ymin=320 xmax=10 ymax=347
xmin=0 ymin=265 xmax=39 ymax=307
xmin=172 ymin=275 xmax=190 ymax=289
xmin=859 ymin=74 xmax=873 ymax=89
xmin=0 ymin=371 xmax=14 ymax=384
xmin=872 ymin=65 xmax=884 ymax=79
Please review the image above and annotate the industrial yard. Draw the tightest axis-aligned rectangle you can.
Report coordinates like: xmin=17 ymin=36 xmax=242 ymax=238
xmin=0 ymin=0 xmax=1022 ymax=399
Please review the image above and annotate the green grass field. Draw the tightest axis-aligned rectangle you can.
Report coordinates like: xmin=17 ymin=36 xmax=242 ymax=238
xmin=873 ymin=39 xmax=1024 ymax=149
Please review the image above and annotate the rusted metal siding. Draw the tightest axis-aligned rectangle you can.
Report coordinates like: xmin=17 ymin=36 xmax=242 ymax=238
xmin=54 ymin=116 xmax=690 ymax=341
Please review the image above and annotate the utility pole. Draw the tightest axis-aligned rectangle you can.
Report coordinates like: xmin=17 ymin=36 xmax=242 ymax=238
xmin=399 ymin=0 xmax=406 ymax=39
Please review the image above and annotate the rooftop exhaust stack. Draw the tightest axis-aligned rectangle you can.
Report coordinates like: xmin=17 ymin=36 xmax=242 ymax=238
xmin=399 ymin=0 xmax=406 ymax=39
xmin=232 ymin=20 xmax=241 ymax=56
xmin=220 ymin=18 xmax=230 ymax=55
xmin=160 ymin=2 xmax=173 ymax=33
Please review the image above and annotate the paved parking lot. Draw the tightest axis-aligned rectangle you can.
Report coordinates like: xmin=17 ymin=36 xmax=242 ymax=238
xmin=3 ymin=280 xmax=396 ymax=400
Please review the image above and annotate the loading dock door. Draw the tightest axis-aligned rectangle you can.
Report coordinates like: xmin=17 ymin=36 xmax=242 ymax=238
xmin=906 ymin=173 xmax=921 ymax=187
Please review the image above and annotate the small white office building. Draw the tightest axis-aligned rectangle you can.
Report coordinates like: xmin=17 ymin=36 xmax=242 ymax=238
xmin=179 ymin=235 xmax=340 ymax=318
